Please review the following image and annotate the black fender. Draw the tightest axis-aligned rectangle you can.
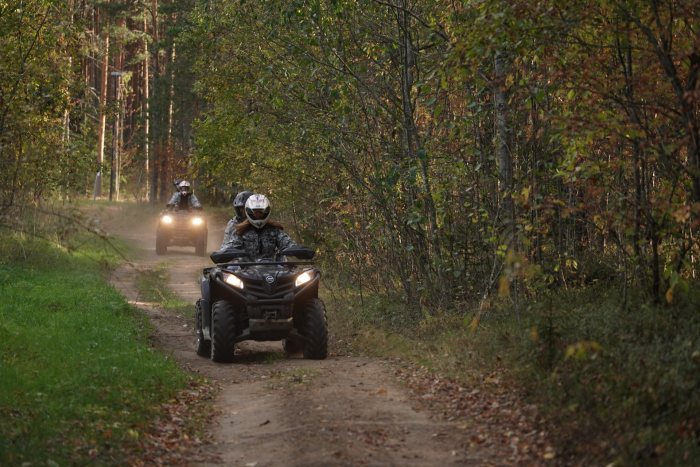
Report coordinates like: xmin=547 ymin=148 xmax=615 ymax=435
xmin=199 ymin=275 xmax=211 ymax=334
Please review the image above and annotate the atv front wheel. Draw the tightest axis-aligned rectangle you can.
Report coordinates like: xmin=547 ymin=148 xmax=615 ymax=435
xmin=195 ymin=300 xmax=211 ymax=357
xmin=211 ymin=300 xmax=237 ymax=363
xmin=302 ymin=298 xmax=328 ymax=360
xmin=195 ymin=229 xmax=208 ymax=257
xmin=155 ymin=226 xmax=168 ymax=255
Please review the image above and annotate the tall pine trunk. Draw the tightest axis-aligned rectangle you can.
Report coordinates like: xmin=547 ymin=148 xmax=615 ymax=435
xmin=95 ymin=17 xmax=109 ymax=198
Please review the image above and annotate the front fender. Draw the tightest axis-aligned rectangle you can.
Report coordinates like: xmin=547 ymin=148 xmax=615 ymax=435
xmin=199 ymin=275 xmax=211 ymax=332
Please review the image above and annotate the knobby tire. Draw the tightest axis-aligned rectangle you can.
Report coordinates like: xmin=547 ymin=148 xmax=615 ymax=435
xmin=302 ymin=298 xmax=328 ymax=360
xmin=211 ymin=300 xmax=237 ymax=363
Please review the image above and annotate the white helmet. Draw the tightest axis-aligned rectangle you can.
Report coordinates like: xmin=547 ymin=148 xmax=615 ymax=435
xmin=178 ymin=180 xmax=191 ymax=195
xmin=245 ymin=194 xmax=271 ymax=229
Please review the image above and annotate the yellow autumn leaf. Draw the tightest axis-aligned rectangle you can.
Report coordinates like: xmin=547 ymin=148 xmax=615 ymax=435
xmin=469 ymin=315 xmax=479 ymax=331
xmin=564 ymin=346 xmax=576 ymax=359
xmin=498 ymin=276 xmax=510 ymax=297
xmin=565 ymin=341 xmax=602 ymax=360
xmin=666 ymin=287 xmax=674 ymax=303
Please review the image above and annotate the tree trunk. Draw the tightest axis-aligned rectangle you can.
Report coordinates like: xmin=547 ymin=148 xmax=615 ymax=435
xmin=168 ymin=44 xmax=175 ymax=146
xmin=143 ymin=16 xmax=151 ymax=204
xmin=96 ymin=27 xmax=109 ymax=198
xmin=399 ymin=0 xmax=448 ymax=299
xmin=494 ymin=50 xmax=513 ymax=240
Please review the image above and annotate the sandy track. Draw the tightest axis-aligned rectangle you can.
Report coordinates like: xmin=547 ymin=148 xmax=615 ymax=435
xmin=104 ymin=206 xmax=508 ymax=466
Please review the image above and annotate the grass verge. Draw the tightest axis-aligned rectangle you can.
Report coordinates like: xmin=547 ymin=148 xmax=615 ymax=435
xmin=135 ymin=260 xmax=194 ymax=320
xmin=0 ymin=232 xmax=209 ymax=465
xmin=324 ymin=284 xmax=700 ymax=466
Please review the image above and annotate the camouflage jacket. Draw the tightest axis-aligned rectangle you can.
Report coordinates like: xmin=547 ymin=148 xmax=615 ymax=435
xmin=222 ymin=225 xmax=297 ymax=262
xmin=166 ymin=192 xmax=202 ymax=210
xmin=220 ymin=216 xmax=245 ymax=249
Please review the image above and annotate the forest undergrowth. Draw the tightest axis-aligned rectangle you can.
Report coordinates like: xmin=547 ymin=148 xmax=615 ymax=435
xmin=324 ymin=279 xmax=700 ymax=466
xmin=0 ymin=213 xmax=216 ymax=465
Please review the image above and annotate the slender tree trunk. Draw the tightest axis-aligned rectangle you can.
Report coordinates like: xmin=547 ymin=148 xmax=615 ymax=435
xmin=632 ymin=143 xmax=641 ymax=258
xmin=168 ymin=44 xmax=175 ymax=146
xmin=150 ymin=0 xmax=165 ymax=203
xmin=494 ymin=50 xmax=513 ymax=240
xmin=115 ymin=22 xmax=124 ymax=201
xmin=398 ymin=0 xmax=448 ymax=299
xmin=143 ymin=16 xmax=150 ymax=203
xmin=96 ymin=28 xmax=109 ymax=198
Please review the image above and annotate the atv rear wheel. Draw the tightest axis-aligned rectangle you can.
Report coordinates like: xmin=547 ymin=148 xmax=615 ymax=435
xmin=211 ymin=300 xmax=237 ymax=363
xmin=195 ymin=229 xmax=208 ymax=256
xmin=302 ymin=299 xmax=328 ymax=360
xmin=195 ymin=300 xmax=211 ymax=357
xmin=155 ymin=226 xmax=168 ymax=255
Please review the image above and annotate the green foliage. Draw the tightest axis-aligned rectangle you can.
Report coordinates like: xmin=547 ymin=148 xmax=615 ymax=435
xmin=0 ymin=234 xmax=190 ymax=465
xmin=520 ymin=286 xmax=700 ymax=464
xmin=179 ymin=0 xmax=700 ymax=311
xmin=0 ymin=0 xmax=97 ymax=206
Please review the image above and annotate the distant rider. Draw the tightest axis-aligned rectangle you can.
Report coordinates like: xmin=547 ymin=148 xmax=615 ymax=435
xmin=221 ymin=194 xmax=297 ymax=261
xmin=166 ymin=180 xmax=202 ymax=211
xmin=220 ymin=190 xmax=253 ymax=249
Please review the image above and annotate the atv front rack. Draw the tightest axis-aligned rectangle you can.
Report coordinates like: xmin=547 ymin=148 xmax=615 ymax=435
xmin=203 ymin=261 xmax=315 ymax=275
xmin=218 ymin=261 xmax=315 ymax=267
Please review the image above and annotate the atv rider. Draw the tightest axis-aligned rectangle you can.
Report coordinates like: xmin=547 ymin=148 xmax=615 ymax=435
xmin=221 ymin=194 xmax=297 ymax=261
xmin=166 ymin=180 xmax=202 ymax=211
xmin=220 ymin=190 xmax=253 ymax=249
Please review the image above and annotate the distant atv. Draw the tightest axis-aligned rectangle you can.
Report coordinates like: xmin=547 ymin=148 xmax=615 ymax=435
xmin=155 ymin=208 xmax=208 ymax=256
xmin=194 ymin=247 xmax=328 ymax=363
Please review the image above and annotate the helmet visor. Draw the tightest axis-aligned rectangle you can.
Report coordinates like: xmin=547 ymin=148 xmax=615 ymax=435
xmin=246 ymin=207 xmax=270 ymax=221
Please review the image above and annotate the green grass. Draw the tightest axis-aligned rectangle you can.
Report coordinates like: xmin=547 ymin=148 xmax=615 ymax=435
xmin=135 ymin=260 xmax=195 ymax=320
xmin=0 ymin=233 xmax=193 ymax=465
xmin=324 ymin=284 xmax=700 ymax=466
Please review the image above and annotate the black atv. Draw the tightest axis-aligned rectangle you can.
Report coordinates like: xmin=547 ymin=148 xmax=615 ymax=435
xmin=155 ymin=208 xmax=208 ymax=256
xmin=194 ymin=247 xmax=328 ymax=363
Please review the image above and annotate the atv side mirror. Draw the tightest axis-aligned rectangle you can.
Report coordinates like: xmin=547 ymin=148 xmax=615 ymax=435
xmin=279 ymin=246 xmax=316 ymax=260
xmin=210 ymin=248 xmax=247 ymax=264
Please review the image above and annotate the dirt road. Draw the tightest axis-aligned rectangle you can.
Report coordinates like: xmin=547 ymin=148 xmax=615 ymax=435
xmin=105 ymin=206 xmax=514 ymax=466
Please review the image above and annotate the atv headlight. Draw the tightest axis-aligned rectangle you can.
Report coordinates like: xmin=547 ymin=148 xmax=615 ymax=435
xmin=192 ymin=218 xmax=203 ymax=225
xmin=223 ymin=273 xmax=244 ymax=289
xmin=295 ymin=272 xmax=312 ymax=287
xmin=162 ymin=215 xmax=172 ymax=224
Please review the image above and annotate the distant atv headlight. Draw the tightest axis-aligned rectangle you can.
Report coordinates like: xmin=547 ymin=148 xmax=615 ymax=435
xmin=162 ymin=215 xmax=172 ymax=224
xmin=192 ymin=218 xmax=203 ymax=225
xmin=223 ymin=273 xmax=244 ymax=289
xmin=295 ymin=272 xmax=312 ymax=287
